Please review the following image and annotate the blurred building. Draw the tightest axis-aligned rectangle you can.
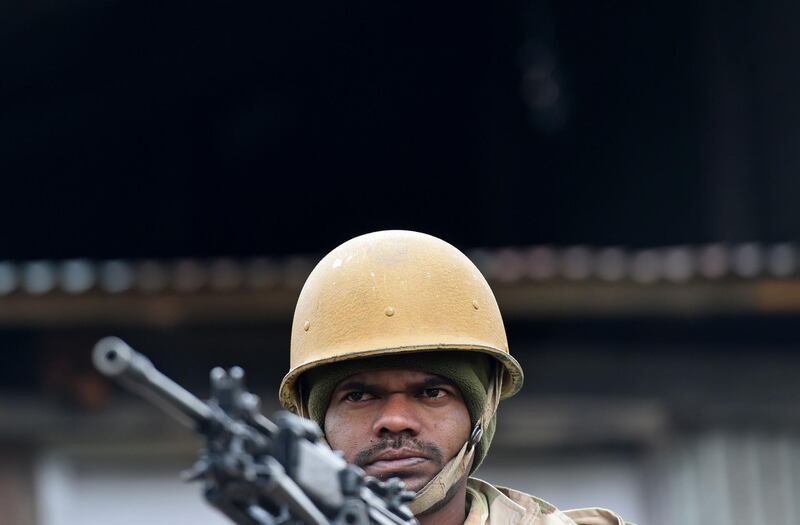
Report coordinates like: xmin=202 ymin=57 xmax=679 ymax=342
xmin=1 ymin=244 xmax=799 ymax=525
xmin=4 ymin=0 xmax=800 ymax=523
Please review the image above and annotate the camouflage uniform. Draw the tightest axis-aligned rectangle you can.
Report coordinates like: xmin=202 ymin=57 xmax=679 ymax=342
xmin=465 ymin=478 xmax=634 ymax=525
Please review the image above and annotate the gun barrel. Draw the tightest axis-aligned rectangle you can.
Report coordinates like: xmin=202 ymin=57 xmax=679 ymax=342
xmin=93 ymin=337 xmax=213 ymax=427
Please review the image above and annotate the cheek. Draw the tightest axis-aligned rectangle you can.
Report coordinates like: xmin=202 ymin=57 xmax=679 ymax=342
xmin=428 ymin=404 xmax=470 ymax=454
xmin=324 ymin=409 xmax=369 ymax=462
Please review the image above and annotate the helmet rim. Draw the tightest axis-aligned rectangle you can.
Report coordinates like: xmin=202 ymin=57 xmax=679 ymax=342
xmin=279 ymin=342 xmax=524 ymax=414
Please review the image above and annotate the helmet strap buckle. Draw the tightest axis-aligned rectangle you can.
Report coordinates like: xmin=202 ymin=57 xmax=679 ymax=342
xmin=469 ymin=424 xmax=483 ymax=448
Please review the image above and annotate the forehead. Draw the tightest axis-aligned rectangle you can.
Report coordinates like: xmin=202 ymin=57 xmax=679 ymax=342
xmin=333 ymin=368 xmax=454 ymax=390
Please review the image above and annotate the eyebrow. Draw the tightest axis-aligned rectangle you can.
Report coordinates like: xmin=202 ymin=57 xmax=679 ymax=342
xmin=335 ymin=381 xmax=373 ymax=394
xmin=334 ymin=376 xmax=457 ymax=395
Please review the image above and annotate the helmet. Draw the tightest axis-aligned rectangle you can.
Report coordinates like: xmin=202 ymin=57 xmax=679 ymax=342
xmin=279 ymin=230 xmax=523 ymax=415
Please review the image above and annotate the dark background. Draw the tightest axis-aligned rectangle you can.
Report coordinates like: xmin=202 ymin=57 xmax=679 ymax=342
xmin=4 ymin=1 xmax=800 ymax=259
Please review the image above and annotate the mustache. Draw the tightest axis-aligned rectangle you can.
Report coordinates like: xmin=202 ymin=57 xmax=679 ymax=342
xmin=353 ymin=435 xmax=445 ymax=467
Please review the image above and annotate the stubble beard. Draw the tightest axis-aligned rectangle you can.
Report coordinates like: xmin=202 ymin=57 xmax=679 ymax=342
xmin=353 ymin=434 xmax=445 ymax=490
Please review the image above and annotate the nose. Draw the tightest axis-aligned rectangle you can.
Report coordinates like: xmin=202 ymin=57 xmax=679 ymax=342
xmin=371 ymin=393 xmax=421 ymax=437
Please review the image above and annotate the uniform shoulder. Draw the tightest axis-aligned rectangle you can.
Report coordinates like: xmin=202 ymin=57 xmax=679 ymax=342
xmin=562 ymin=507 xmax=635 ymax=525
xmin=468 ymin=477 xmax=632 ymax=525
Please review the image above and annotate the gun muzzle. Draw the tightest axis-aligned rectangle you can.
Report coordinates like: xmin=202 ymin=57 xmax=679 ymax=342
xmin=93 ymin=336 xmax=151 ymax=379
xmin=93 ymin=336 xmax=213 ymax=427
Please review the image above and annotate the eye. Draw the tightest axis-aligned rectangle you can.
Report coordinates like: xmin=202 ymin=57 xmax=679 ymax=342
xmin=422 ymin=388 xmax=445 ymax=399
xmin=344 ymin=391 xmax=374 ymax=402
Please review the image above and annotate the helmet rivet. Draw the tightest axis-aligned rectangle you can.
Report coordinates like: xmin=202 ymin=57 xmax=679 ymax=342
xmin=303 ymin=320 xmax=310 ymax=331
xmin=384 ymin=306 xmax=395 ymax=317
xmin=472 ymin=300 xmax=480 ymax=310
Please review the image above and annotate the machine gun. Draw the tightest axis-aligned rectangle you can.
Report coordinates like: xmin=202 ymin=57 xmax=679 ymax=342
xmin=92 ymin=337 xmax=418 ymax=525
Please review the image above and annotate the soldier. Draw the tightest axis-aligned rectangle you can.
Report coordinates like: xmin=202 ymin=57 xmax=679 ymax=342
xmin=279 ymin=231 xmax=632 ymax=525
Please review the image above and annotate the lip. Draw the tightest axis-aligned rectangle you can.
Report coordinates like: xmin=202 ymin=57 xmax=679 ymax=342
xmin=369 ymin=456 xmax=428 ymax=470
xmin=363 ymin=448 xmax=430 ymax=474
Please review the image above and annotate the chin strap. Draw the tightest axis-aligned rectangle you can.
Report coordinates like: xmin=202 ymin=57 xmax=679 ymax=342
xmin=408 ymin=366 xmax=503 ymax=515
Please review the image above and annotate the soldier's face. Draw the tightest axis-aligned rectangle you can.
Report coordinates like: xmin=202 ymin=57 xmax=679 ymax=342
xmin=324 ymin=369 xmax=472 ymax=492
